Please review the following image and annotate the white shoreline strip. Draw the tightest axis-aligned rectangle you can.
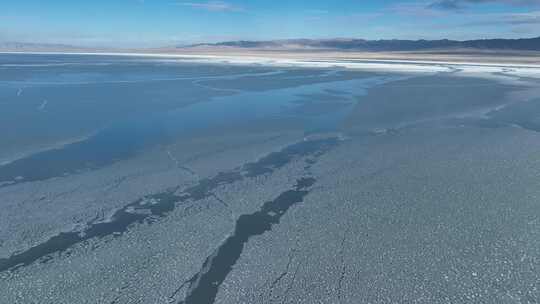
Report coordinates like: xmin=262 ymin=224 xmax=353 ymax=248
xmin=2 ymin=51 xmax=540 ymax=77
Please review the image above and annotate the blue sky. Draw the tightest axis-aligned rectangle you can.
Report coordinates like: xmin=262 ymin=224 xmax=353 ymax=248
xmin=1 ymin=0 xmax=539 ymax=47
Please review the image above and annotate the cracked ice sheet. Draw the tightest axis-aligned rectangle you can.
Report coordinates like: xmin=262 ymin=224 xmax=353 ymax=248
xmin=0 ymin=136 xmax=319 ymax=304
xmin=0 ymin=195 xmax=233 ymax=304
xmin=0 ymin=144 xmax=196 ymax=259
xmin=0 ymin=129 xmax=302 ymax=260
xmin=214 ymin=125 xmax=540 ymax=304
xmin=167 ymin=129 xmax=305 ymax=179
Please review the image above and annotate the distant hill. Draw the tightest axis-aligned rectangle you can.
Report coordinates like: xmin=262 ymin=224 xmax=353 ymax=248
xmin=0 ymin=42 xmax=81 ymax=51
xmin=3 ymin=37 xmax=539 ymax=53
xmin=186 ymin=37 xmax=540 ymax=52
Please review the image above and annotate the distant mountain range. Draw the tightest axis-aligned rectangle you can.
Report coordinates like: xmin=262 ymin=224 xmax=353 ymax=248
xmin=2 ymin=37 xmax=539 ymax=53
xmin=0 ymin=42 xmax=81 ymax=50
xmin=187 ymin=37 xmax=540 ymax=52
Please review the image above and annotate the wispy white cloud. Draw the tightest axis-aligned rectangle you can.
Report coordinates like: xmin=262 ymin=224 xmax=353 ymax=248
xmin=388 ymin=0 xmax=540 ymax=17
xmin=304 ymin=11 xmax=383 ymax=24
xmin=386 ymin=2 xmax=447 ymax=17
xmin=305 ymin=9 xmax=330 ymax=15
xmin=177 ymin=1 xmax=244 ymax=12
xmin=463 ymin=10 xmax=540 ymax=25
xmin=428 ymin=0 xmax=540 ymax=11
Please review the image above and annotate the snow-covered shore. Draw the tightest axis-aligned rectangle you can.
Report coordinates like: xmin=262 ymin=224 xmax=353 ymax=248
xmin=2 ymin=51 xmax=540 ymax=79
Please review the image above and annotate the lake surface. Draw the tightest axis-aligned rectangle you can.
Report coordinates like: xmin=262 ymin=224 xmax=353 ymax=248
xmin=1 ymin=53 xmax=539 ymax=304
xmin=0 ymin=53 xmax=392 ymax=186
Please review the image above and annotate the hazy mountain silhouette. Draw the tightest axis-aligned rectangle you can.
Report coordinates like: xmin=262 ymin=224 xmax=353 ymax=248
xmin=187 ymin=37 xmax=540 ymax=51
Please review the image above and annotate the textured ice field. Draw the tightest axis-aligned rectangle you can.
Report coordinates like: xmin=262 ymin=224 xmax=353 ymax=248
xmin=0 ymin=53 xmax=539 ymax=303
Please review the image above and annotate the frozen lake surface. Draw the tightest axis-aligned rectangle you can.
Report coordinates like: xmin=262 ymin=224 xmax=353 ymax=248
xmin=0 ymin=53 xmax=539 ymax=304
